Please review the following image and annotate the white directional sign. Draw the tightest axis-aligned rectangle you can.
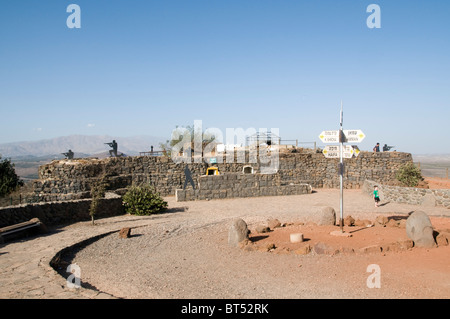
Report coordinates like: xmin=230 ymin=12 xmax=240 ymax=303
xmin=323 ymin=145 xmax=354 ymax=158
xmin=343 ymin=130 xmax=365 ymax=143
xmin=322 ymin=145 xmax=340 ymax=158
xmin=318 ymin=130 xmax=339 ymax=143
xmin=352 ymin=145 xmax=361 ymax=157
xmin=319 ymin=130 xmax=365 ymax=144
xmin=342 ymin=145 xmax=354 ymax=158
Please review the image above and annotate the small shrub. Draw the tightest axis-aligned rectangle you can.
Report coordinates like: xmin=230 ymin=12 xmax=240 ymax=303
xmin=0 ymin=156 xmax=24 ymax=197
xmin=122 ymin=184 xmax=168 ymax=215
xmin=89 ymin=178 xmax=107 ymax=225
xmin=396 ymin=162 xmax=423 ymax=187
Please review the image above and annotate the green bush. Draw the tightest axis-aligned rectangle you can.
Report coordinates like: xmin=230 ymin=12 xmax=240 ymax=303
xmin=0 ymin=156 xmax=24 ymax=197
xmin=122 ymin=184 xmax=168 ymax=215
xmin=396 ymin=162 xmax=423 ymax=187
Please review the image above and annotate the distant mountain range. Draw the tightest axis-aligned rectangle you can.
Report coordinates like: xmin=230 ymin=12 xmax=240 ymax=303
xmin=0 ymin=134 xmax=167 ymax=158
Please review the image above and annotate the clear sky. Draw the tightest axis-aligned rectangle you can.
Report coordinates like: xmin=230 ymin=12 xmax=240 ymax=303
xmin=1 ymin=0 xmax=449 ymax=154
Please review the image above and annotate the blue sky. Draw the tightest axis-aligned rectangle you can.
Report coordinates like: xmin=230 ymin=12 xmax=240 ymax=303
xmin=0 ymin=0 xmax=449 ymax=154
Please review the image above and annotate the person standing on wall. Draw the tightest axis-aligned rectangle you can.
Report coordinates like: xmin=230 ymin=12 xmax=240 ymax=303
xmin=373 ymin=143 xmax=380 ymax=152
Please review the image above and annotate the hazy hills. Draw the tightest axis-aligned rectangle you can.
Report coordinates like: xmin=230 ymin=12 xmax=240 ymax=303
xmin=0 ymin=134 xmax=166 ymax=158
xmin=0 ymin=134 xmax=167 ymax=181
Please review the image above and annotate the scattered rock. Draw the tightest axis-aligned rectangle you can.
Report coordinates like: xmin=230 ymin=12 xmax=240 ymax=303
xmin=375 ymin=215 xmax=389 ymax=227
xmin=435 ymin=232 xmax=449 ymax=247
xmin=385 ymin=239 xmax=414 ymax=252
xmin=397 ymin=239 xmax=414 ymax=250
xmin=255 ymin=226 xmax=271 ymax=233
xmin=259 ymin=243 xmax=276 ymax=252
xmin=359 ymin=245 xmax=382 ymax=254
xmin=239 ymin=240 xmax=254 ymax=251
xmin=344 ymin=215 xmax=355 ymax=226
xmin=386 ymin=219 xmax=400 ymax=228
xmin=228 ymin=218 xmax=250 ymax=247
xmin=118 ymin=227 xmax=131 ymax=239
xmin=339 ymin=247 xmax=355 ymax=254
xmin=355 ymin=219 xmax=374 ymax=227
xmin=293 ymin=244 xmax=311 ymax=255
xmin=381 ymin=242 xmax=399 ymax=252
xmin=267 ymin=218 xmax=281 ymax=229
xmin=406 ymin=211 xmax=436 ymax=248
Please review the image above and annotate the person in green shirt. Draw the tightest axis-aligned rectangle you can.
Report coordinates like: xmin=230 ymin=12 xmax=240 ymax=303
xmin=373 ymin=186 xmax=381 ymax=207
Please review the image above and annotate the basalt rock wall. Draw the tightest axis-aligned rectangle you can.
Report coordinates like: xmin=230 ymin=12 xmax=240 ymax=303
xmin=31 ymin=151 xmax=413 ymax=201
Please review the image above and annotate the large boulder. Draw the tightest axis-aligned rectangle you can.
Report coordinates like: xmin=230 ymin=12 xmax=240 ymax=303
xmin=406 ymin=211 xmax=436 ymax=248
xmin=310 ymin=206 xmax=336 ymax=226
xmin=228 ymin=218 xmax=250 ymax=247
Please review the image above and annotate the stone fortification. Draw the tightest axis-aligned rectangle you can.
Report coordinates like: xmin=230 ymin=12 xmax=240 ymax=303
xmin=31 ymin=151 xmax=413 ymax=202
xmin=175 ymin=173 xmax=312 ymax=201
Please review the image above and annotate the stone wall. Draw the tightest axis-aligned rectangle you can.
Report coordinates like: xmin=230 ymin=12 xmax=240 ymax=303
xmin=31 ymin=151 xmax=413 ymax=201
xmin=0 ymin=194 xmax=125 ymax=228
xmin=362 ymin=180 xmax=450 ymax=209
xmin=175 ymin=173 xmax=312 ymax=201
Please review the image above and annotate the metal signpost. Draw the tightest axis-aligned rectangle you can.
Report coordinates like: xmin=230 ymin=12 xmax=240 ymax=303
xmin=319 ymin=102 xmax=365 ymax=233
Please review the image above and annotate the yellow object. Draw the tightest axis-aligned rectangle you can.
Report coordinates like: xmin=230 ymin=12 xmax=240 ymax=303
xmin=206 ymin=167 xmax=219 ymax=176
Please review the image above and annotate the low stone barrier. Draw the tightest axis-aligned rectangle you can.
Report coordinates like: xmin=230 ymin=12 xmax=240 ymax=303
xmin=175 ymin=173 xmax=312 ymax=201
xmin=362 ymin=180 xmax=450 ymax=209
xmin=0 ymin=194 xmax=125 ymax=228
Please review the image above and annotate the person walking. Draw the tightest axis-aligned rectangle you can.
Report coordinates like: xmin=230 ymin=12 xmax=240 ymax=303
xmin=373 ymin=185 xmax=381 ymax=207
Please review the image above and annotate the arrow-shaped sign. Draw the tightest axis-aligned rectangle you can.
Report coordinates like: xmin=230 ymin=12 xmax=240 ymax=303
xmin=343 ymin=130 xmax=365 ymax=143
xmin=318 ymin=130 xmax=339 ymax=143
xmin=319 ymin=130 xmax=365 ymax=144
xmin=323 ymin=145 xmax=354 ymax=158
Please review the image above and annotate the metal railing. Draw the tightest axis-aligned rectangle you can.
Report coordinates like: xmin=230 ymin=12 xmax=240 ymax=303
xmin=139 ymin=151 xmax=165 ymax=156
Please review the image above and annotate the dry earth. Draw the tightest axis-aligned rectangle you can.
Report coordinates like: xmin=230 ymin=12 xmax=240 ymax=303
xmin=61 ymin=188 xmax=450 ymax=299
xmin=425 ymin=176 xmax=450 ymax=189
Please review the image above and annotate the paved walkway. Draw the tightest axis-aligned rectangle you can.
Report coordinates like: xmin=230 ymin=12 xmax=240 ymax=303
xmin=0 ymin=214 xmax=164 ymax=299
xmin=1 ymin=190 xmax=449 ymax=299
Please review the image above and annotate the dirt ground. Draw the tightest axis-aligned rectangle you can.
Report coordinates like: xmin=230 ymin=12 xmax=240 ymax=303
xmin=62 ymin=187 xmax=450 ymax=299
xmin=246 ymin=216 xmax=450 ymax=255
xmin=425 ymin=176 xmax=450 ymax=189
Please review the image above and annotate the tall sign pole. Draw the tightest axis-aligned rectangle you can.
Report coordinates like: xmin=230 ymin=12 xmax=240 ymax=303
xmin=339 ymin=101 xmax=344 ymax=233
xmin=319 ymin=102 xmax=365 ymax=234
